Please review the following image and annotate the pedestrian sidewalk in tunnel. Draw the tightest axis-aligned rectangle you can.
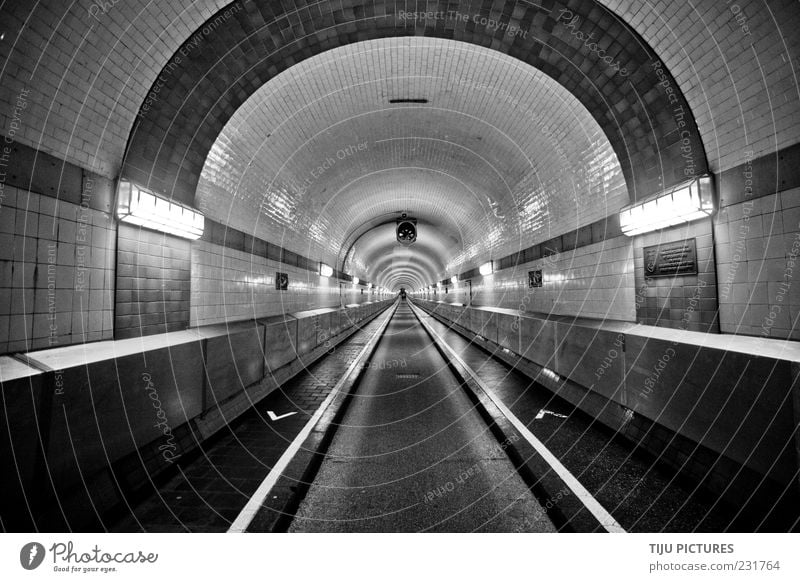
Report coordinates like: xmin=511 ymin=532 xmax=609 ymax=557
xmin=412 ymin=304 xmax=736 ymax=533
xmin=287 ymin=301 xmax=556 ymax=532
xmin=109 ymin=313 xmax=390 ymax=533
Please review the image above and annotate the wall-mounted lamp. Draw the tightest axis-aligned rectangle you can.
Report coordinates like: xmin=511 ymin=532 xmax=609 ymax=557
xmin=620 ymin=176 xmax=714 ymax=236
xmin=319 ymin=263 xmax=334 ymax=277
xmin=479 ymin=261 xmax=494 ymax=276
xmin=116 ymin=180 xmax=204 ymax=240
xmin=540 ymin=367 xmax=561 ymax=384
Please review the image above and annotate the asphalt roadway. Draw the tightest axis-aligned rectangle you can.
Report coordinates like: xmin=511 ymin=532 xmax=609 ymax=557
xmin=289 ymin=301 xmax=556 ymax=532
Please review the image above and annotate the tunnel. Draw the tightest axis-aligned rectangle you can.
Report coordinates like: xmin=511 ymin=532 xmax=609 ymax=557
xmin=0 ymin=0 xmax=799 ymax=542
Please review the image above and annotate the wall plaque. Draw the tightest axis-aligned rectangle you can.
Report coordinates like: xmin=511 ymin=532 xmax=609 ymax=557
xmin=643 ymin=239 xmax=697 ymax=278
xmin=275 ymin=272 xmax=289 ymax=290
xmin=528 ymin=270 xmax=543 ymax=288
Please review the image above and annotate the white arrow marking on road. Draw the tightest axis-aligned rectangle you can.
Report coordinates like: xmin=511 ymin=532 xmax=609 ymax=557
xmin=267 ymin=410 xmax=297 ymax=422
xmin=535 ymin=409 xmax=569 ymax=420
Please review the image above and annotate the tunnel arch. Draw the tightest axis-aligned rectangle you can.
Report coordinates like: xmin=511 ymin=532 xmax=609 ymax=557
xmin=121 ymin=0 xmax=708 ymax=214
xmin=192 ymin=36 xmax=631 ymax=282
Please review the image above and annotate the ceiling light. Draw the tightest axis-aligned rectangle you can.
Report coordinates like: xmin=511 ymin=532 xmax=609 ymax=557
xmin=396 ymin=215 xmax=417 ymax=245
xmin=620 ymin=176 xmax=713 ymax=236
xmin=451 ymin=275 xmax=458 ymax=284
xmin=319 ymin=263 xmax=333 ymax=277
xmin=117 ymin=181 xmax=204 ymax=240
xmin=479 ymin=261 xmax=494 ymax=276
xmin=353 ymin=277 xmax=360 ymax=285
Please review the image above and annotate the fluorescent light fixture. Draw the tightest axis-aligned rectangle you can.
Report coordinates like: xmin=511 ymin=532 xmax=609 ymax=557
xmin=540 ymin=367 xmax=561 ymax=383
xmin=479 ymin=261 xmax=494 ymax=276
xmin=451 ymin=275 xmax=458 ymax=284
xmin=620 ymin=176 xmax=713 ymax=236
xmin=319 ymin=263 xmax=333 ymax=277
xmin=117 ymin=181 xmax=204 ymax=240
xmin=353 ymin=277 xmax=360 ymax=285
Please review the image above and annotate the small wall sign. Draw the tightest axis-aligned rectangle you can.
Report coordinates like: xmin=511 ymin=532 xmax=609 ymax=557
xmin=275 ymin=272 xmax=289 ymax=290
xmin=644 ymin=239 xmax=698 ymax=278
xmin=528 ymin=270 xmax=543 ymax=288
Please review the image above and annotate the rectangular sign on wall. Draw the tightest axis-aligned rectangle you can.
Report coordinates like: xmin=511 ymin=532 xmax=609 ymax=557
xmin=643 ymin=239 xmax=697 ymax=278
xmin=528 ymin=270 xmax=543 ymax=288
xmin=275 ymin=272 xmax=289 ymax=290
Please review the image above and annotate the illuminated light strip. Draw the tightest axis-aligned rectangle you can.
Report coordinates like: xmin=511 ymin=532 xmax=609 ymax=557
xmin=410 ymin=303 xmax=626 ymax=533
xmin=540 ymin=367 xmax=560 ymax=383
xmin=227 ymin=302 xmax=397 ymax=533
xmin=620 ymin=175 xmax=713 ymax=237
xmin=117 ymin=181 xmax=204 ymax=240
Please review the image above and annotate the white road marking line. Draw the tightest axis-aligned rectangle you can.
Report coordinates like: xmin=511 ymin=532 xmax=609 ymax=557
xmin=227 ymin=304 xmax=397 ymax=533
xmin=535 ymin=409 xmax=569 ymax=420
xmin=411 ymin=303 xmax=626 ymax=534
xmin=267 ymin=410 xmax=298 ymax=421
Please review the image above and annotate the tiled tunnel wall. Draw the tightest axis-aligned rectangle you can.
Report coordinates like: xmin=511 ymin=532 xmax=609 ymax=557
xmin=712 ymin=145 xmax=800 ymax=340
xmin=191 ymin=240 xmax=374 ymax=327
xmin=0 ymin=143 xmax=116 ymax=355
xmin=2 ymin=145 xmax=798 ymax=355
xmin=437 ymin=235 xmax=636 ymax=322
xmin=631 ymin=219 xmax=720 ymax=333
xmin=715 ymin=187 xmax=800 ymax=340
xmin=0 ymin=145 xmax=387 ymax=352
xmin=427 ymin=200 xmax=794 ymax=340
xmin=427 ymin=225 xmax=719 ymax=334
xmin=423 ymin=147 xmax=799 ymax=340
xmin=115 ymin=224 xmax=192 ymax=339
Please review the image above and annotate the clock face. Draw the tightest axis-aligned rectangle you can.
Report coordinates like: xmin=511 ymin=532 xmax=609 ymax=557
xmin=397 ymin=221 xmax=416 ymax=243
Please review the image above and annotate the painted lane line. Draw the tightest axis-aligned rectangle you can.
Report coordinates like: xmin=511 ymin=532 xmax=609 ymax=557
xmin=267 ymin=411 xmax=297 ymax=421
xmin=227 ymin=303 xmax=397 ymax=533
xmin=535 ymin=409 xmax=569 ymax=420
xmin=411 ymin=304 xmax=626 ymax=534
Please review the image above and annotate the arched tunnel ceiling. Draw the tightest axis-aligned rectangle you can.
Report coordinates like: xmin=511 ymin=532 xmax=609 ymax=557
xmin=123 ymin=0 xmax=713 ymax=208
xmin=1 ymin=0 xmax=798 ymax=186
xmin=196 ymin=37 xmax=627 ymax=281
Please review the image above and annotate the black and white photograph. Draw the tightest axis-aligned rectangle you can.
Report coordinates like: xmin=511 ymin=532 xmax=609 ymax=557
xmin=0 ymin=0 xmax=798 ymax=579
